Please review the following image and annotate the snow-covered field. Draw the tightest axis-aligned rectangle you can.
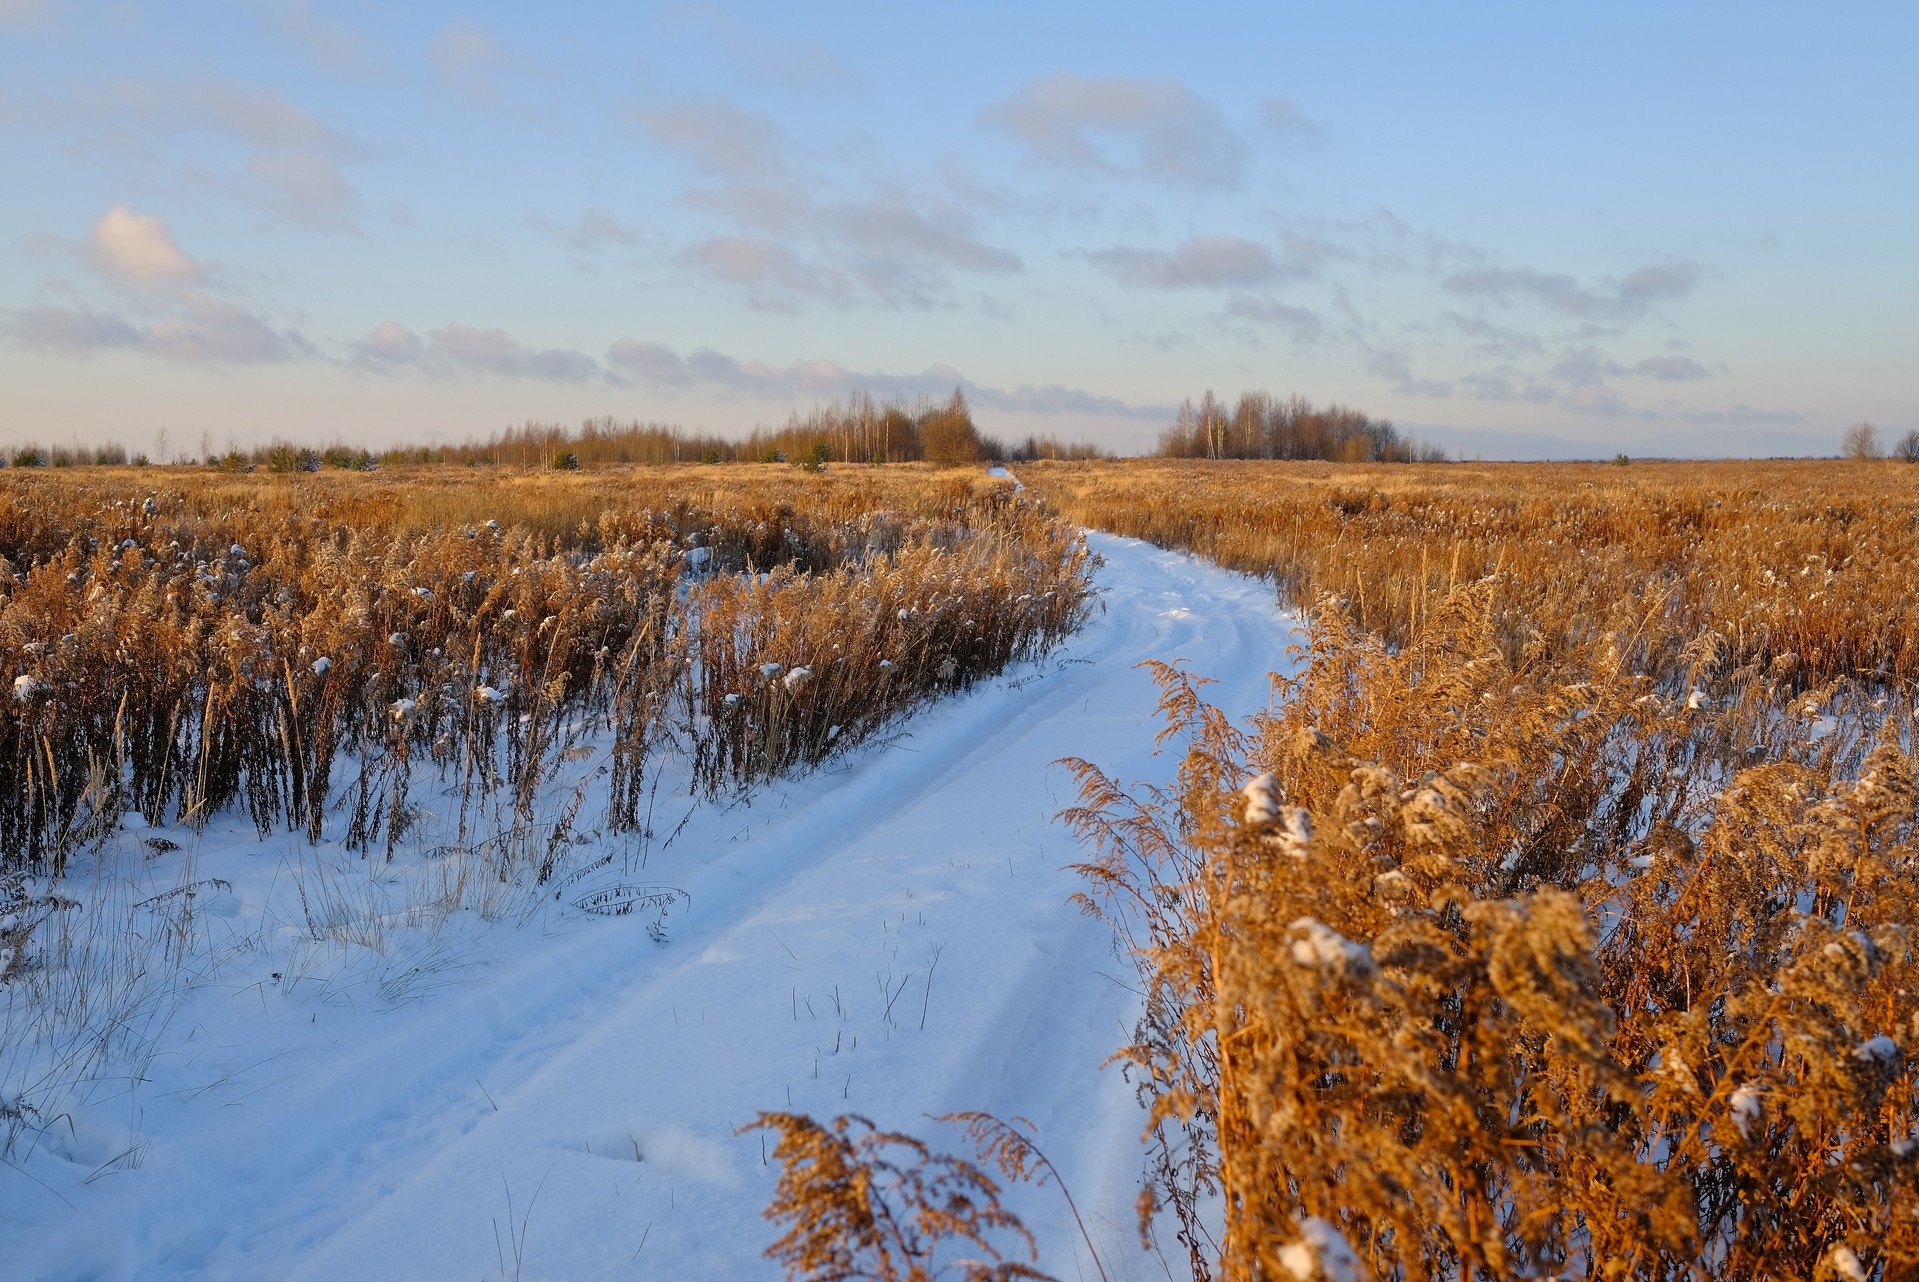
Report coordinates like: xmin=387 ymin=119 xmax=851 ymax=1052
xmin=3 ymin=531 xmax=1301 ymax=1282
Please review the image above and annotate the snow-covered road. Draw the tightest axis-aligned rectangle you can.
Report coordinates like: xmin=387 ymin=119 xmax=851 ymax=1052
xmin=6 ymin=532 xmax=1301 ymax=1282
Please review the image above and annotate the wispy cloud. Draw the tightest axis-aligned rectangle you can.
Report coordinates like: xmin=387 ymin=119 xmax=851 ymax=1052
xmin=1682 ymin=403 xmax=1806 ymax=426
xmin=432 ymin=21 xmax=513 ymax=105
xmin=1219 ymin=294 xmax=1324 ymax=343
xmin=1561 ymin=385 xmax=1632 ymax=417
xmin=532 ymin=207 xmax=647 ymax=253
xmin=350 ymin=321 xmax=601 ymax=382
xmin=1368 ymin=348 xmax=1453 ymax=398
xmin=1440 ymin=310 xmax=1545 ymax=358
xmin=981 ymin=72 xmax=1243 ymax=187
xmin=1258 ymin=95 xmax=1320 ymax=140
xmin=658 ymin=4 xmax=856 ymax=92
xmin=21 ymin=79 xmax=363 ymax=230
xmin=8 ymin=297 xmax=306 ymax=365
xmin=258 ymin=0 xmax=372 ymax=75
xmin=1089 ymin=235 xmax=1282 ymax=289
xmin=1457 ymin=371 xmax=1556 ymax=404
xmin=1443 ymin=257 xmax=1702 ymax=321
xmin=630 ymin=100 xmax=789 ymax=183
xmin=604 ymin=337 xmax=1169 ymax=419
xmin=680 ymin=237 xmax=851 ymax=310
xmin=630 ymin=97 xmax=1022 ymax=309
xmin=831 ymin=198 xmax=1021 ymax=275
xmin=1632 ymin=354 xmax=1710 ymax=381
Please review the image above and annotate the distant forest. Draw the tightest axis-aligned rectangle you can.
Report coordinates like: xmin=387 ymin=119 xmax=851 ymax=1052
xmin=1158 ymin=390 xmax=1447 ymax=462
xmin=3 ymin=386 xmax=1446 ymax=471
xmin=407 ymin=390 xmax=1109 ymax=469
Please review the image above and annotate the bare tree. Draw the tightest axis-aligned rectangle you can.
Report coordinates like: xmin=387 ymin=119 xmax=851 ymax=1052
xmin=1843 ymin=421 xmax=1882 ymax=459
xmin=1895 ymin=429 xmax=1919 ymax=464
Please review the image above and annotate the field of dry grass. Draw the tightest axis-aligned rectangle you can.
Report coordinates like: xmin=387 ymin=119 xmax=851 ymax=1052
xmin=0 ymin=464 xmax=1089 ymax=873
xmin=1017 ymin=458 xmax=1919 ymax=1281
xmin=1022 ymin=457 xmax=1919 ymax=687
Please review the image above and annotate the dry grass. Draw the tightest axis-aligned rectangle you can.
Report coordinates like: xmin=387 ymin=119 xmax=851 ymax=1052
xmin=1021 ymin=458 xmax=1919 ymax=687
xmin=1033 ymin=459 xmax=1919 ymax=1281
xmin=0 ymin=465 xmax=1090 ymax=873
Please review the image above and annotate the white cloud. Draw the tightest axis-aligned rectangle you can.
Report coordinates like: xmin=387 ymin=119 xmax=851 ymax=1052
xmin=87 ymin=204 xmax=202 ymax=284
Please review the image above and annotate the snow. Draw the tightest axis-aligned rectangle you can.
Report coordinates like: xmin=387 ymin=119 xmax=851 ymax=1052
xmin=1 ymin=534 xmax=1303 ymax=1280
xmin=1289 ymin=918 xmax=1371 ymax=973
xmin=1829 ymin=1244 xmax=1868 ymax=1282
xmin=1729 ymin=1084 xmax=1762 ymax=1139
xmin=1855 ymin=1035 xmax=1900 ymax=1064
xmin=12 ymin=674 xmax=42 ymax=703
xmin=1278 ymin=1215 xmax=1365 ymax=1281
xmin=1241 ymin=771 xmax=1281 ymax=825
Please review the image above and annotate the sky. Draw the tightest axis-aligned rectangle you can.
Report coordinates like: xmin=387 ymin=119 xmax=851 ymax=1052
xmin=1 ymin=1 xmax=1913 ymax=459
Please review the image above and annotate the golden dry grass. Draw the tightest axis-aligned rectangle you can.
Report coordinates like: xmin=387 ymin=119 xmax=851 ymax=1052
xmin=1031 ymin=458 xmax=1919 ymax=1281
xmin=0 ymin=464 xmax=1090 ymax=871
xmin=1021 ymin=457 xmax=1919 ymax=686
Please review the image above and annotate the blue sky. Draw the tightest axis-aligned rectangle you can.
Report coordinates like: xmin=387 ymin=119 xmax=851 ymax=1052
xmin=1 ymin=1 xmax=1912 ymax=458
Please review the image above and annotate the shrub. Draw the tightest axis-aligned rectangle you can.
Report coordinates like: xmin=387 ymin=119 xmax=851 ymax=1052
xmin=551 ymin=450 xmax=580 ymax=471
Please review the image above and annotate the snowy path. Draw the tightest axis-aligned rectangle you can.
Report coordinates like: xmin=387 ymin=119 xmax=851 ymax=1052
xmin=6 ymin=532 xmax=1301 ymax=1282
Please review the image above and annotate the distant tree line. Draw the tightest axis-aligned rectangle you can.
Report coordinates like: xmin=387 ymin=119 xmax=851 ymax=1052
xmin=0 ymin=388 xmax=1111 ymax=473
xmin=1157 ymin=390 xmax=1448 ymax=463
